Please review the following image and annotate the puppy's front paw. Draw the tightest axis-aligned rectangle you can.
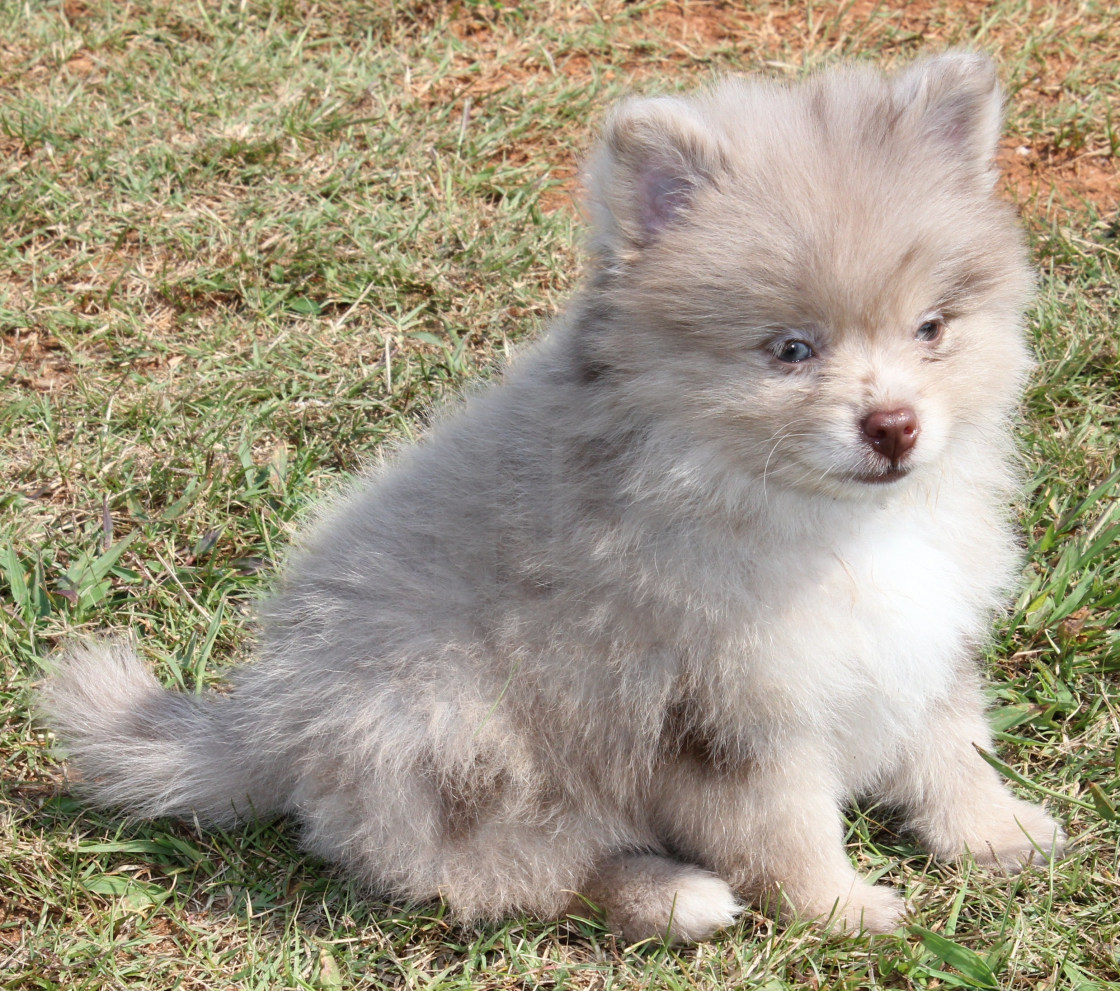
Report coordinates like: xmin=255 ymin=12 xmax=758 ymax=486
xmin=968 ymin=799 xmax=1066 ymax=871
xmin=829 ymin=883 xmax=907 ymax=934
xmin=792 ymin=881 xmax=906 ymax=935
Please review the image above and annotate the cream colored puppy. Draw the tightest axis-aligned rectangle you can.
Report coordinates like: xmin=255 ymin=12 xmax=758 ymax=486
xmin=42 ymin=52 xmax=1064 ymax=944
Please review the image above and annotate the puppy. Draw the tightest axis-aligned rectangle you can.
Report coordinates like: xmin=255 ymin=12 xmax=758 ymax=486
xmin=41 ymin=52 xmax=1064 ymax=944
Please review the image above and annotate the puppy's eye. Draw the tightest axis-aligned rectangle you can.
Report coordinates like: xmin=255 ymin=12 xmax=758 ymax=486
xmin=916 ymin=318 xmax=944 ymax=344
xmin=774 ymin=339 xmax=815 ymax=364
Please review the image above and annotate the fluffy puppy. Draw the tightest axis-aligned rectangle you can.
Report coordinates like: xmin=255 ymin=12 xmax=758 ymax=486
xmin=41 ymin=52 xmax=1064 ymax=943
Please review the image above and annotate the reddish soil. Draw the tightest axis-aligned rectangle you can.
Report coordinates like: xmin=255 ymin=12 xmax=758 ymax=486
xmin=430 ymin=1 xmax=1117 ymax=218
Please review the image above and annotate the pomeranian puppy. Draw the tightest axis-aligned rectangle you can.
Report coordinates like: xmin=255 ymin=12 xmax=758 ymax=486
xmin=41 ymin=52 xmax=1064 ymax=943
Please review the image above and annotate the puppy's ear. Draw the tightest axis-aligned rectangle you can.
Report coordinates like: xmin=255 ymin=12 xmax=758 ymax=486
xmin=586 ymin=96 xmax=725 ymax=261
xmin=894 ymin=51 xmax=1003 ymax=174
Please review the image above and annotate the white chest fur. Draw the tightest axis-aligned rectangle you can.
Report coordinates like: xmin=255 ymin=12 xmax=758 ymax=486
xmin=702 ymin=501 xmax=1002 ymax=789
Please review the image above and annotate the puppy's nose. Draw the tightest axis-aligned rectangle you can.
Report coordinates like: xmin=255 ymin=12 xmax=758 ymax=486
xmin=861 ymin=408 xmax=919 ymax=462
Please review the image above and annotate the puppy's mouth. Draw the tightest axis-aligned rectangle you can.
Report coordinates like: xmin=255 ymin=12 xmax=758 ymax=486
xmin=851 ymin=464 xmax=912 ymax=485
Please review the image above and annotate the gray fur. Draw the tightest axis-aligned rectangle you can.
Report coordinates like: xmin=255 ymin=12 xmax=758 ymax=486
xmin=40 ymin=53 xmax=1065 ymax=943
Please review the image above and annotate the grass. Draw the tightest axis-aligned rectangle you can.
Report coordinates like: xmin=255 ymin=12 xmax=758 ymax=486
xmin=1 ymin=0 xmax=1118 ymax=988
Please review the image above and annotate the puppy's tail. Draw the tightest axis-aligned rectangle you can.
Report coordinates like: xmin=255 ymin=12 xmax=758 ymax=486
xmin=38 ymin=639 xmax=282 ymax=826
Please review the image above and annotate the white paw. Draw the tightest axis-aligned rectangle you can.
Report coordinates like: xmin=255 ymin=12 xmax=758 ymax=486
xmin=589 ymin=855 xmax=742 ymax=944
xmin=794 ymin=881 xmax=907 ymax=935
xmin=829 ymin=883 xmax=907 ymax=934
xmin=663 ymin=868 xmax=742 ymax=942
xmin=969 ymin=800 xmax=1066 ymax=871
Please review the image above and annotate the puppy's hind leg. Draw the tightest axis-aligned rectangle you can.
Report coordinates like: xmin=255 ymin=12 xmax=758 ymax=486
xmin=299 ymin=763 xmax=620 ymax=930
xmin=581 ymin=853 xmax=742 ymax=944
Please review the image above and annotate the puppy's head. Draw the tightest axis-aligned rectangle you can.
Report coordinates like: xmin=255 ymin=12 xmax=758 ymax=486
xmin=583 ymin=53 xmax=1033 ymax=500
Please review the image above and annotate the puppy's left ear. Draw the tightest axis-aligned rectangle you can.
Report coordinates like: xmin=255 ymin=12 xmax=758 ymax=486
xmin=895 ymin=51 xmax=1003 ymax=175
xmin=585 ymin=95 xmax=726 ymax=262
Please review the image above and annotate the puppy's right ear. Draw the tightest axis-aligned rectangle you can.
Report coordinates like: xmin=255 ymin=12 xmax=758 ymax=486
xmin=586 ymin=96 xmax=725 ymax=263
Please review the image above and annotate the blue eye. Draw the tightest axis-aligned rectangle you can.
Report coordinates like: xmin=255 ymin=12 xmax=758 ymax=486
xmin=775 ymin=339 xmax=815 ymax=364
xmin=916 ymin=318 xmax=944 ymax=343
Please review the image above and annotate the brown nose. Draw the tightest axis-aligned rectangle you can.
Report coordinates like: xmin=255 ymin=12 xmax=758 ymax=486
xmin=861 ymin=408 xmax=919 ymax=463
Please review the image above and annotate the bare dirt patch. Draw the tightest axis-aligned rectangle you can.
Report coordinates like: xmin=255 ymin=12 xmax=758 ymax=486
xmin=1 ymin=331 xmax=74 ymax=394
xmin=1001 ymin=139 xmax=1120 ymax=216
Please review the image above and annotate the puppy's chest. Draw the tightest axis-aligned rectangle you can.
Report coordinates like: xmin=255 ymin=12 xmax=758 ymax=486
xmin=802 ymin=531 xmax=970 ymax=698
xmin=702 ymin=521 xmax=984 ymax=745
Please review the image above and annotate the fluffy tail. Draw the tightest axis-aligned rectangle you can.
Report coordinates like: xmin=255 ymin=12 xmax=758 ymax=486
xmin=38 ymin=640 xmax=281 ymax=826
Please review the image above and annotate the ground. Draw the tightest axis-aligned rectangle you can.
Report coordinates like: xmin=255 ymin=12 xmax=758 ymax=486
xmin=1 ymin=2 xmax=1118 ymax=989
